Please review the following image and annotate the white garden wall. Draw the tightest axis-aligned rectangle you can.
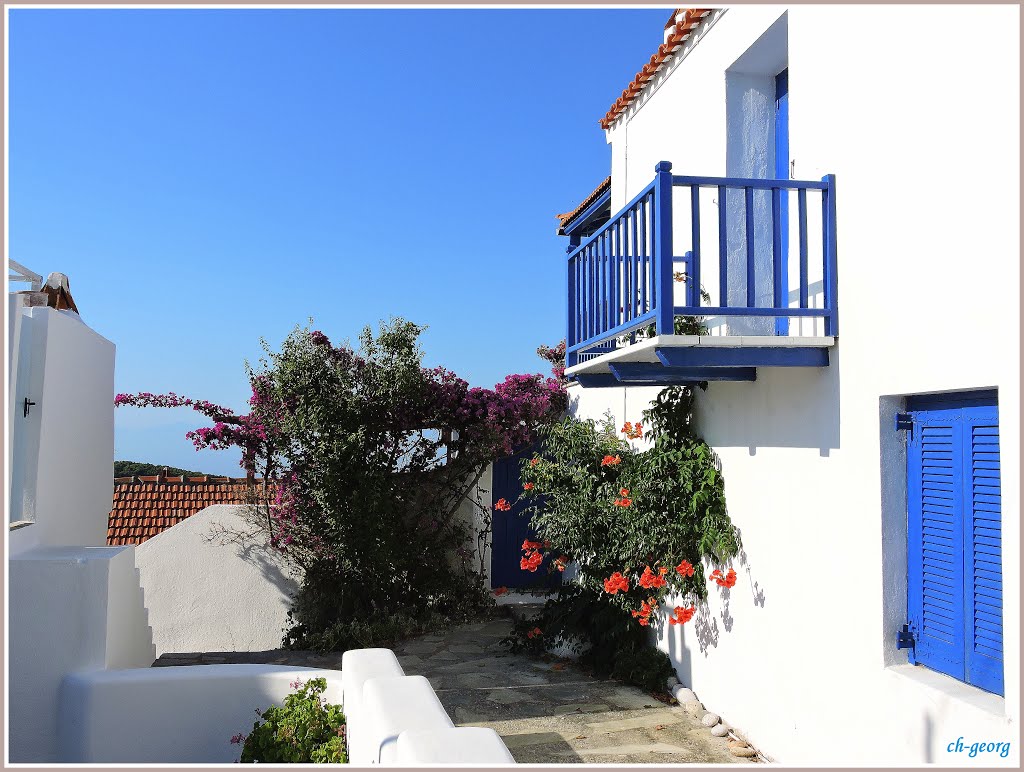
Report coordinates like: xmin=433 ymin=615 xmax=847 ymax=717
xmin=8 ymin=546 xmax=155 ymax=762
xmin=135 ymin=504 xmax=300 ymax=655
xmin=572 ymin=5 xmax=1019 ymax=765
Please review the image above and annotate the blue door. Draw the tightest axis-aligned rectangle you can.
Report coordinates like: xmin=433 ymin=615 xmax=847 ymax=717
xmin=490 ymin=445 xmax=559 ymax=590
xmin=774 ymin=68 xmax=790 ymax=335
xmin=906 ymin=391 xmax=1003 ymax=695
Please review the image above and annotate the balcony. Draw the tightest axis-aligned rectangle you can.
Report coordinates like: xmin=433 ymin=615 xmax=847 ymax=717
xmin=564 ymin=162 xmax=838 ymax=387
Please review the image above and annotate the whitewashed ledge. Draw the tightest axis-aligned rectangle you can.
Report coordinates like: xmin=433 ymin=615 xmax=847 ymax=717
xmin=57 ymin=651 xmax=515 ymax=764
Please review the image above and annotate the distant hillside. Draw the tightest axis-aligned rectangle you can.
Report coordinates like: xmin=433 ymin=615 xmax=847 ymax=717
xmin=113 ymin=460 xmax=212 ymax=479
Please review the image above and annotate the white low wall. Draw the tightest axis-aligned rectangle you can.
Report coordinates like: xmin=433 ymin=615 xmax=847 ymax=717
xmin=8 ymin=546 xmax=155 ymax=762
xmin=57 ymin=664 xmax=343 ymax=763
xmin=135 ymin=504 xmax=300 ymax=655
xmin=57 ymin=653 xmax=516 ymax=764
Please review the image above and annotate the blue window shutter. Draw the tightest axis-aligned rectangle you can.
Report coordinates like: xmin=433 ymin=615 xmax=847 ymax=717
xmin=963 ymin=405 xmax=1003 ymax=695
xmin=907 ymin=408 xmax=967 ymax=680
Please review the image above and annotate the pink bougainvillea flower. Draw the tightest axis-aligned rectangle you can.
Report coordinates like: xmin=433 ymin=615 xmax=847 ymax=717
xmin=522 ymin=539 xmax=542 ymax=551
xmin=526 ymin=626 xmax=543 ymax=639
xmin=495 ymin=498 xmax=512 ymax=512
xmin=523 ymin=482 xmax=535 ymax=491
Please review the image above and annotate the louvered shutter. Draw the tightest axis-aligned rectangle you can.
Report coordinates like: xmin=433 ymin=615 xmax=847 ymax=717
xmin=907 ymin=407 xmax=966 ymax=680
xmin=963 ymin=405 xmax=1003 ymax=696
xmin=906 ymin=393 xmax=1003 ymax=696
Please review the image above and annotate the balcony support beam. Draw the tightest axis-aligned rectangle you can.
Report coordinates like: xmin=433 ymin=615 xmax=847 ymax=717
xmin=609 ymin=363 xmax=757 ymax=383
xmin=656 ymin=346 xmax=830 ymax=368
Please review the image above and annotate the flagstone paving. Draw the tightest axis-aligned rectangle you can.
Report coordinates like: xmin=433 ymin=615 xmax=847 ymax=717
xmin=153 ymin=617 xmax=750 ymax=764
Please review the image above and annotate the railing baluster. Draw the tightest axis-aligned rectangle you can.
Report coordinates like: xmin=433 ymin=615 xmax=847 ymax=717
xmin=567 ymin=255 xmax=576 ymax=366
xmin=640 ymin=195 xmax=649 ymax=314
xmin=578 ymin=253 xmax=584 ymax=346
xmin=718 ymin=185 xmax=728 ymax=307
xmin=822 ymin=174 xmax=839 ymax=336
xmin=601 ymin=226 xmax=608 ymax=334
xmin=690 ymin=185 xmax=701 ymax=308
xmin=602 ymin=229 xmax=610 ymax=333
xmin=745 ymin=186 xmax=755 ymax=307
xmin=626 ymin=201 xmax=634 ymax=319
xmin=772 ymin=187 xmax=783 ymax=310
xmin=589 ymin=243 xmax=598 ymax=339
xmin=596 ymin=235 xmax=603 ymax=335
xmin=798 ymin=188 xmax=808 ymax=308
xmin=654 ymin=162 xmax=674 ymax=335
xmin=610 ymin=217 xmax=618 ymax=327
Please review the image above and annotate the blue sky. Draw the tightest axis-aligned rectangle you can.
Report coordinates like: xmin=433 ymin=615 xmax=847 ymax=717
xmin=10 ymin=7 xmax=668 ymax=475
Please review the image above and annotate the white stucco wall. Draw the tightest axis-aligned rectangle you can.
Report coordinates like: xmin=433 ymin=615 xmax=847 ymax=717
xmin=575 ymin=5 xmax=1019 ymax=765
xmin=8 ymin=546 xmax=155 ymax=762
xmin=8 ymin=306 xmax=114 ymax=550
xmin=135 ymin=504 xmax=300 ymax=655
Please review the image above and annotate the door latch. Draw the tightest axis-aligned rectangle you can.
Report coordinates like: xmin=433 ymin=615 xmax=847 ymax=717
xmin=896 ymin=623 xmax=916 ymax=650
xmin=23 ymin=398 xmax=36 ymax=417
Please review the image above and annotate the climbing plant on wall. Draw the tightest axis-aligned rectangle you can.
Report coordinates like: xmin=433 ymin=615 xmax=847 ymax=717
xmin=501 ymin=384 xmax=740 ymax=691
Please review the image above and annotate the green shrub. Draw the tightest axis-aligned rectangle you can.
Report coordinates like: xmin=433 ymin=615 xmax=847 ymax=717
xmin=236 ymin=677 xmax=346 ymax=763
xmin=501 ymin=384 xmax=739 ymax=690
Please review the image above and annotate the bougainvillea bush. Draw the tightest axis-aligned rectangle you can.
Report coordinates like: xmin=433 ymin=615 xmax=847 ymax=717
xmin=116 ymin=319 xmax=566 ymax=650
xmin=502 ymin=385 xmax=740 ymax=691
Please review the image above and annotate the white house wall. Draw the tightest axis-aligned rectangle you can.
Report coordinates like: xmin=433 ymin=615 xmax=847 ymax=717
xmin=575 ymin=5 xmax=1020 ymax=765
xmin=135 ymin=504 xmax=301 ymax=655
xmin=8 ymin=306 xmax=115 ymax=550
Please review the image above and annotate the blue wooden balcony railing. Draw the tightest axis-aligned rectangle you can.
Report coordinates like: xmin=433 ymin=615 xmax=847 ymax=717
xmin=565 ymin=161 xmax=838 ymax=369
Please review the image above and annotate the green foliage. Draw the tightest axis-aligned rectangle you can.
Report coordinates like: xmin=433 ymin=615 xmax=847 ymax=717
xmin=285 ymin=603 xmax=497 ymax=654
xmin=503 ymin=384 xmax=738 ymax=688
xmin=520 ymin=385 xmax=738 ymax=610
xmin=113 ymin=460 xmax=210 ymax=478
xmin=238 ymin=678 xmax=346 ymax=763
xmin=243 ymin=318 xmax=563 ymax=648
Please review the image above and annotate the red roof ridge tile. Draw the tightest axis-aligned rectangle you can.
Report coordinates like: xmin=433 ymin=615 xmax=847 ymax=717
xmin=600 ymin=8 xmax=714 ymax=130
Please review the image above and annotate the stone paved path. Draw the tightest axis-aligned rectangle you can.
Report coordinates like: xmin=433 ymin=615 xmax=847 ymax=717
xmin=154 ymin=617 xmax=749 ymax=764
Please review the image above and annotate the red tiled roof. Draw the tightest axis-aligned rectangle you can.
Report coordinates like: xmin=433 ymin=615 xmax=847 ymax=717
xmin=556 ymin=176 xmax=611 ymax=235
xmin=107 ymin=476 xmax=270 ymax=545
xmin=600 ymin=8 xmax=714 ymax=130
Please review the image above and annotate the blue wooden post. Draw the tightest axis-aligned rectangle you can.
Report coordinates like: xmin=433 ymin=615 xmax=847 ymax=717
xmin=566 ymin=249 xmax=578 ymax=369
xmin=690 ymin=186 xmax=701 ymax=310
xmin=654 ymin=161 xmax=675 ymax=336
xmin=822 ymin=174 xmax=839 ymax=336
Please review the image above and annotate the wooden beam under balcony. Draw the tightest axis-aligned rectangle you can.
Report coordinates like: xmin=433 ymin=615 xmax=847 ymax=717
xmin=655 ymin=346 xmax=830 ymax=368
xmin=609 ymin=363 xmax=757 ymax=383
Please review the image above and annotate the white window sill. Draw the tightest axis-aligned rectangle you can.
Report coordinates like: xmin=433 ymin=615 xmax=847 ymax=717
xmin=887 ymin=663 xmax=1006 ymax=718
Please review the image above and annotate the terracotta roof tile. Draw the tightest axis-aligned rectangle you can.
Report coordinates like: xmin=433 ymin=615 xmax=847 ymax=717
xmin=600 ymin=8 xmax=714 ymax=130
xmin=556 ymin=176 xmax=612 ymax=235
xmin=107 ymin=477 xmax=273 ymax=546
